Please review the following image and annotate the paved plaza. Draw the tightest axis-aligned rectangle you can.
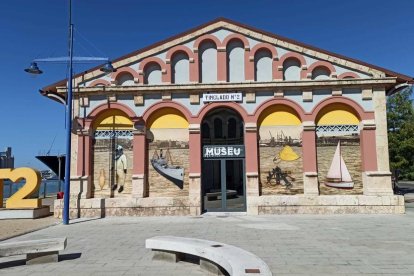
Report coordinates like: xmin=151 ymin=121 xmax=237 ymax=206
xmin=0 ymin=197 xmax=413 ymax=275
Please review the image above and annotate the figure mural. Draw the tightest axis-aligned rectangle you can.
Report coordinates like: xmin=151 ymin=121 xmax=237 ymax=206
xmin=111 ymin=145 xmax=128 ymax=193
xmin=92 ymin=109 xmax=133 ymax=198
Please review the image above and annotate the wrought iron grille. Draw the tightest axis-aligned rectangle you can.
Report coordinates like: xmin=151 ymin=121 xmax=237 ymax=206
xmin=316 ymin=124 xmax=359 ymax=136
xmin=94 ymin=130 xmax=133 ymax=139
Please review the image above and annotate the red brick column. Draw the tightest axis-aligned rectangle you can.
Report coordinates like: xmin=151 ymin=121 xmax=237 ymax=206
xmin=132 ymin=130 xmax=147 ymax=197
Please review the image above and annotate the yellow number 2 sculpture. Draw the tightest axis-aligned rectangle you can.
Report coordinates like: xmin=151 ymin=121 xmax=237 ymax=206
xmin=0 ymin=168 xmax=42 ymax=209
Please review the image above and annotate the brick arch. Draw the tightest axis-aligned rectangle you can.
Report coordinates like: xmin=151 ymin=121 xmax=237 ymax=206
xmin=111 ymin=67 xmax=139 ymax=83
xmin=87 ymin=102 xmax=137 ymax=120
xmin=253 ymin=98 xmax=306 ymax=124
xmin=166 ymin=45 xmax=195 ymax=60
xmin=250 ymin=43 xmax=278 ymax=81
xmin=194 ymin=34 xmax=224 ymax=82
xmin=142 ymin=101 xmax=192 ymax=125
xmin=195 ymin=102 xmax=249 ymax=124
xmin=138 ymin=57 xmax=168 ymax=84
xmin=308 ymin=61 xmax=336 ymax=77
xmin=138 ymin=56 xmax=167 ymax=72
xmin=223 ymin=34 xmax=251 ymax=82
xmin=311 ymin=97 xmax=374 ymax=123
xmin=165 ymin=45 xmax=197 ymax=83
xmin=88 ymin=79 xmax=110 ymax=87
xmin=338 ymin=72 xmax=360 ymax=79
xmin=222 ymin=33 xmax=250 ymax=49
xmin=278 ymin=52 xmax=307 ymax=79
xmin=83 ymin=102 xmax=139 ymax=131
xmin=193 ymin=34 xmax=222 ymax=50
xmin=279 ymin=52 xmax=307 ymax=66
xmin=250 ymin=43 xmax=278 ymax=59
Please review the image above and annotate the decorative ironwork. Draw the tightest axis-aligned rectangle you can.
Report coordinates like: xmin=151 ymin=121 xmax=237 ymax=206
xmin=94 ymin=130 xmax=133 ymax=139
xmin=316 ymin=124 xmax=359 ymax=136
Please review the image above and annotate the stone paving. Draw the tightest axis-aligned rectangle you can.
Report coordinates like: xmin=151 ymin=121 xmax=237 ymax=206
xmin=0 ymin=200 xmax=414 ymax=275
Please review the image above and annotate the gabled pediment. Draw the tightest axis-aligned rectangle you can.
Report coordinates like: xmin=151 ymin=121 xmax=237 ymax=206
xmin=43 ymin=17 xmax=413 ymax=97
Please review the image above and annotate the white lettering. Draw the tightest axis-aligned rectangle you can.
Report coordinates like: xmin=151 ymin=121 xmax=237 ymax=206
xmin=234 ymin=148 xmax=241 ymax=156
xmin=228 ymin=147 xmax=233 ymax=156
xmin=205 ymin=148 xmax=214 ymax=157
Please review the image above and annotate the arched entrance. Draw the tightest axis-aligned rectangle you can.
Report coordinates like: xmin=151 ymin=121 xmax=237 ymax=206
xmin=91 ymin=109 xmax=134 ymax=198
xmin=201 ymin=108 xmax=246 ymax=212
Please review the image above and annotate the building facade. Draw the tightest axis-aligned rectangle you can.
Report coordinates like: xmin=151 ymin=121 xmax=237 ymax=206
xmin=0 ymin=147 xmax=14 ymax=169
xmin=42 ymin=19 xmax=413 ymax=218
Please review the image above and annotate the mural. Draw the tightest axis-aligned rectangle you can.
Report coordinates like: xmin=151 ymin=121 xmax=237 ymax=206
xmin=92 ymin=110 xmax=133 ymax=198
xmin=316 ymin=105 xmax=363 ymax=195
xmin=147 ymin=108 xmax=189 ymax=197
xmin=259 ymin=106 xmax=304 ymax=195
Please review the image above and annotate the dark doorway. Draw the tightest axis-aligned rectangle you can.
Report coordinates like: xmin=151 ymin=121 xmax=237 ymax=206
xmin=201 ymin=108 xmax=246 ymax=212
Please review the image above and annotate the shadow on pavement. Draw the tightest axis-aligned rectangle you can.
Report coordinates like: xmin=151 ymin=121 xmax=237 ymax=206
xmin=58 ymin=252 xmax=82 ymax=261
xmin=68 ymin=217 xmax=102 ymax=225
xmin=0 ymin=253 xmax=81 ymax=269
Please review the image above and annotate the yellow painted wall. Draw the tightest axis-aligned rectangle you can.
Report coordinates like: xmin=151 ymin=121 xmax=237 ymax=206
xmin=259 ymin=105 xmax=301 ymax=126
xmin=147 ymin=108 xmax=189 ymax=129
xmin=317 ymin=104 xmax=359 ymax=125
xmin=93 ymin=109 xmax=133 ymax=130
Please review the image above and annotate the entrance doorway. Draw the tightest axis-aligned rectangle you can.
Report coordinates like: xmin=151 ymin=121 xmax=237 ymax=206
xmin=201 ymin=108 xmax=246 ymax=212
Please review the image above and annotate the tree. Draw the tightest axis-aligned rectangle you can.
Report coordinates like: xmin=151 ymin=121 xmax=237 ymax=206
xmin=387 ymin=86 xmax=414 ymax=180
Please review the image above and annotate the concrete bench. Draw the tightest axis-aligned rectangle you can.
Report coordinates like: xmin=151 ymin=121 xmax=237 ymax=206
xmin=146 ymin=236 xmax=272 ymax=276
xmin=0 ymin=237 xmax=67 ymax=264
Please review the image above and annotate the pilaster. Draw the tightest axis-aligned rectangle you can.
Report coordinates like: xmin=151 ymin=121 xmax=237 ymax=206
xmin=132 ymin=129 xmax=148 ymax=197
xmin=189 ymin=124 xmax=201 ymax=215
xmin=244 ymin=123 xmax=259 ymax=197
xmin=373 ymin=87 xmax=390 ymax=171
xmin=302 ymin=121 xmax=319 ymax=195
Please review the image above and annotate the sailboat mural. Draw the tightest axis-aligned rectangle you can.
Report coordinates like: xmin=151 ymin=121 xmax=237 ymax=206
xmin=325 ymin=141 xmax=354 ymax=189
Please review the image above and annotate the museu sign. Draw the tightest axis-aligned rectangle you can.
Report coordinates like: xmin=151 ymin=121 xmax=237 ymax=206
xmin=203 ymin=145 xmax=245 ymax=159
xmin=202 ymin=92 xmax=242 ymax=103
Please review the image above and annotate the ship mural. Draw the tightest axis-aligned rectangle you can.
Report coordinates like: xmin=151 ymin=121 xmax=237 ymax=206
xmin=325 ymin=141 xmax=354 ymax=189
xmin=151 ymin=149 xmax=184 ymax=189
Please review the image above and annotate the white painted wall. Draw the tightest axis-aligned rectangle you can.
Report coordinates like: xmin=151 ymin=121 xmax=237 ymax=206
xmin=200 ymin=41 xmax=217 ymax=83
xmin=227 ymin=40 xmax=245 ymax=82
xmin=283 ymin=59 xmax=301 ymax=81
xmin=172 ymin=52 xmax=190 ymax=84
xmin=118 ymin=73 xmax=135 ymax=86
xmin=255 ymin=49 xmax=272 ymax=81
xmin=145 ymin=63 xmax=162 ymax=84
xmin=312 ymin=67 xmax=330 ymax=80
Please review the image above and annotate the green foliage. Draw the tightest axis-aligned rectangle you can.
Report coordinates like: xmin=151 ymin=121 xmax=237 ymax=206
xmin=387 ymin=86 xmax=414 ymax=180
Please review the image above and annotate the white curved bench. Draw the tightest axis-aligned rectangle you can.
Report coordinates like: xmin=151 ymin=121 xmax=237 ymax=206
xmin=0 ymin=237 xmax=67 ymax=264
xmin=146 ymin=236 xmax=272 ymax=276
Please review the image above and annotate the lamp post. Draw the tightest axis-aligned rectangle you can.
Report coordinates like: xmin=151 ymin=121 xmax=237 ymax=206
xmin=25 ymin=0 xmax=116 ymax=225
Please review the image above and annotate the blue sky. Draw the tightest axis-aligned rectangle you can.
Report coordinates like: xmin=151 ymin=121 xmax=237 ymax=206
xmin=1 ymin=0 xmax=413 ymax=169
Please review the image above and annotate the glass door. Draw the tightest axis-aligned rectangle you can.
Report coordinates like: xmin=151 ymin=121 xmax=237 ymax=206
xmin=202 ymin=159 xmax=245 ymax=212
xmin=224 ymin=159 xmax=245 ymax=211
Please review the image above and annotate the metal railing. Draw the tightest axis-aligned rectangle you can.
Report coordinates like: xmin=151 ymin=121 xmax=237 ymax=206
xmin=2 ymin=179 xmax=63 ymax=199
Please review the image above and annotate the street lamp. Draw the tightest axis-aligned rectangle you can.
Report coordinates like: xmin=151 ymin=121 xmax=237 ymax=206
xmin=25 ymin=0 xmax=116 ymax=225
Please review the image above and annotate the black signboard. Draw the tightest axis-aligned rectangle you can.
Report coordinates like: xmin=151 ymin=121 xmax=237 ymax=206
xmin=203 ymin=145 xmax=245 ymax=159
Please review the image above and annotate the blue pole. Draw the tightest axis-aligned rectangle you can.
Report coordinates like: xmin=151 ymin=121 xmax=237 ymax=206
xmin=63 ymin=4 xmax=74 ymax=224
